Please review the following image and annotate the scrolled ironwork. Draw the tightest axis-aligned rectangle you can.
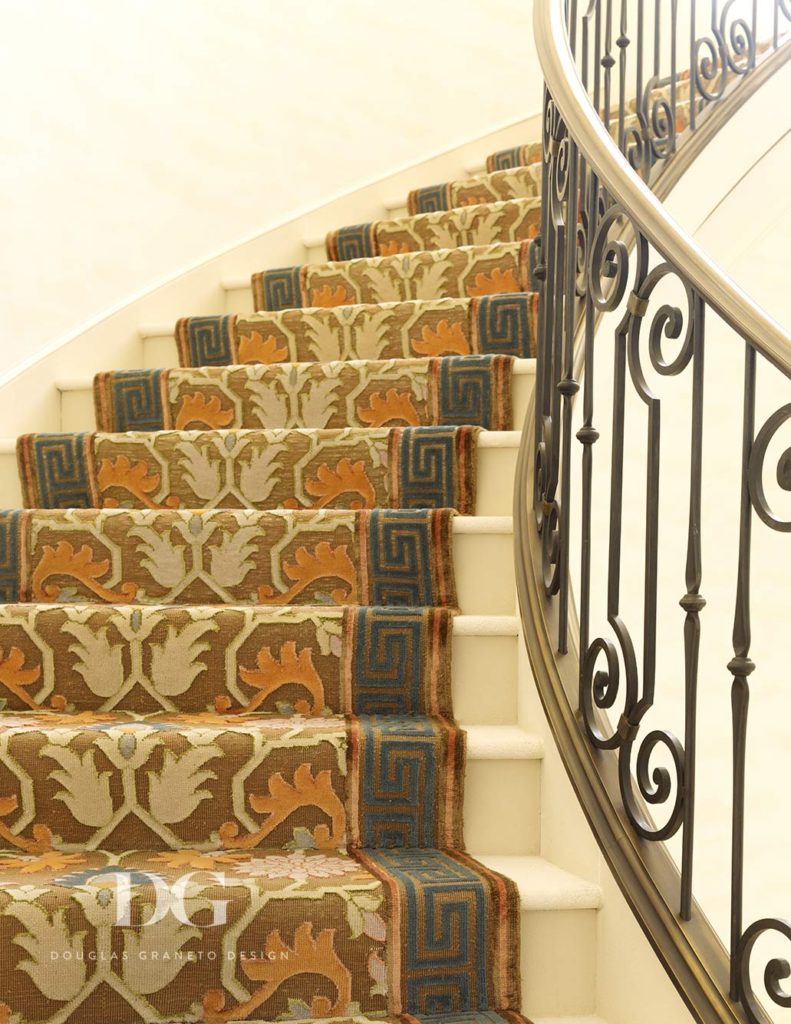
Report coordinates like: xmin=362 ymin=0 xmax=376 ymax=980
xmin=748 ymin=402 xmax=791 ymax=532
xmin=619 ymin=727 xmax=686 ymax=842
xmin=522 ymin=1 xmax=791 ymax=1021
xmin=588 ymin=202 xmax=632 ymax=312
xmin=580 ymin=622 xmax=638 ymax=749
xmin=737 ymin=918 xmax=791 ymax=1023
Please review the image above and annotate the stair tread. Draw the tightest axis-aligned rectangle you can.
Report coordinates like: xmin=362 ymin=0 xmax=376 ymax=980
xmin=473 ymin=855 xmax=602 ymax=911
xmin=326 ymin=197 xmax=541 ymax=262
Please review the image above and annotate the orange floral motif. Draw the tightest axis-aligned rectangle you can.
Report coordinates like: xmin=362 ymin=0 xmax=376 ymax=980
xmin=468 ymin=266 xmax=521 ymax=295
xmin=97 ymin=456 xmax=180 ymax=510
xmin=310 ymin=284 xmax=351 ymax=308
xmin=459 ymin=195 xmax=489 ymax=207
xmin=304 ymin=459 xmax=376 ymax=509
xmin=379 ymin=240 xmax=411 ymax=257
xmin=258 ymin=542 xmax=357 ymax=605
xmin=174 ymin=392 xmax=234 ymax=430
xmin=411 ymin=319 xmax=470 ymax=356
xmin=272 ymin=540 xmax=358 ymax=602
xmin=32 ymin=541 xmax=139 ymax=603
xmin=0 ymin=850 xmax=86 ymax=874
xmin=357 ymin=389 xmax=420 ymax=427
xmin=0 ymin=646 xmax=42 ymax=709
xmin=219 ymin=763 xmax=346 ymax=850
xmin=0 ymin=794 xmax=54 ymax=854
xmin=218 ymin=642 xmax=325 ymax=715
xmin=237 ymin=331 xmax=289 ymax=364
xmin=202 ymin=923 xmax=352 ymax=1022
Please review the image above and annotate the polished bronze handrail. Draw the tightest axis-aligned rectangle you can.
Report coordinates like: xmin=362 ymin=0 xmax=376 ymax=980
xmin=517 ymin=1 xmax=791 ymax=1021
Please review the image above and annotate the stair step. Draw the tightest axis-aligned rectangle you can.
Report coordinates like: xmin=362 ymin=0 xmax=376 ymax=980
xmin=476 ymin=856 xmax=602 ymax=1019
xmin=228 ymin=239 xmax=536 ymax=317
xmin=0 ymin=712 xmax=538 ymax=854
xmin=474 ymin=855 xmax=602 ymax=911
xmin=324 ymin=197 xmax=541 ymax=263
xmin=0 ymin=600 xmax=518 ymax=728
xmin=96 ymin=354 xmax=519 ymax=432
xmin=0 ymin=508 xmax=514 ymax=616
xmin=407 ymin=164 xmax=542 ymax=217
xmin=3 ymin=430 xmax=521 ymax=517
xmin=0 ymin=846 xmax=524 ymax=1022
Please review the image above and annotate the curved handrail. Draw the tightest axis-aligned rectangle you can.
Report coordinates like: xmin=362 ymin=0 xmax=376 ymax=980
xmin=518 ymin=2 xmax=791 ymax=1022
xmin=536 ymin=0 xmax=791 ymax=373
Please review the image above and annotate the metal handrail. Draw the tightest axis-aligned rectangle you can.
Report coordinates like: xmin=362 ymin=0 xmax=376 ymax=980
xmin=517 ymin=1 xmax=791 ymax=1021
xmin=535 ymin=0 xmax=791 ymax=374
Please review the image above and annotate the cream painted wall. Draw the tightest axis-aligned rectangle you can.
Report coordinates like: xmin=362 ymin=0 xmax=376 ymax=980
xmin=0 ymin=0 xmax=541 ymax=374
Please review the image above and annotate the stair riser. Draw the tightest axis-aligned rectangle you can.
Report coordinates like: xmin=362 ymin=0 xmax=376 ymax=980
xmin=0 ymin=442 xmax=521 ymax=518
xmin=465 ymin=758 xmax=540 ymax=855
xmin=453 ymin=632 xmax=519 ymax=724
xmin=225 ymin=282 xmax=256 ymax=316
xmin=455 ymin=527 xmax=516 ymax=616
xmin=520 ymin=908 xmax=598 ymax=1018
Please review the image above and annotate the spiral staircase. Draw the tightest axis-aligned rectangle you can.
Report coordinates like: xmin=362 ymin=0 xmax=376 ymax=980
xmin=0 ymin=3 xmax=789 ymax=1024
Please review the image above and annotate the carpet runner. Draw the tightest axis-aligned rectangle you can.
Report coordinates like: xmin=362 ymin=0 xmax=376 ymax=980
xmin=174 ymin=295 xmax=537 ymax=368
xmin=18 ymin=427 xmax=480 ymax=514
xmin=325 ymin=197 xmax=541 ymax=262
xmin=251 ymin=240 xmax=538 ymax=312
xmin=94 ymin=356 xmax=515 ymax=431
xmin=0 ymin=128 xmax=540 ymax=1024
xmin=408 ymin=164 xmax=542 ymax=216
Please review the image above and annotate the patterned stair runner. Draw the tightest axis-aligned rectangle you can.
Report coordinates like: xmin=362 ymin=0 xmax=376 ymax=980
xmin=408 ymin=163 xmax=542 ymax=215
xmin=0 ymin=129 xmax=538 ymax=1024
xmin=251 ymin=239 xmax=538 ymax=312
xmin=94 ymin=355 xmax=514 ymax=431
xmin=325 ymin=197 xmax=541 ymax=262
xmin=174 ymin=295 xmax=537 ymax=367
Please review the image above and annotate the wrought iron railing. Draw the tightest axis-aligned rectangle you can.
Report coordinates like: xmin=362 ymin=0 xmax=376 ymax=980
xmin=516 ymin=1 xmax=791 ymax=1021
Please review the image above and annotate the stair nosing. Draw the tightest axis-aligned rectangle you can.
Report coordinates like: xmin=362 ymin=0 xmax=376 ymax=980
xmin=464 ymin=724 xmax=543 ymax=760
xmin=471 ymin=854 xmax=603 ymax=912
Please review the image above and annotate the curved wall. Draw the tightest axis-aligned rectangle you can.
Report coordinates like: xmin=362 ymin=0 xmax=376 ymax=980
xmin=0 ymin=0 xmax=541 ymax=373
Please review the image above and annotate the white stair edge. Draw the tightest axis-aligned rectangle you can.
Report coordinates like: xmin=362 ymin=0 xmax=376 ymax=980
xmin=54 ymin=378 xmax=95 ymax=392
xmin=453 ymin=514 xmax=512 ymax=534
xmin=464 ymin=724 xmax=543 ymax=760
xmin=477 ymin=430 xmax=521 ymax=447
xmin=473 ymin=855 xmax=603 ymax=912
xmin=139 ymin=323 xmax=176 ymax=339
xmin=222 ymin=276 xmax=253 ymax=292
xmin=0 ymin=440 xmax=14 ymax=455
xmin=453 ymin=614 xmax=519 ymax=636
xmin=384 ymin=196 xmax=410 ymax=212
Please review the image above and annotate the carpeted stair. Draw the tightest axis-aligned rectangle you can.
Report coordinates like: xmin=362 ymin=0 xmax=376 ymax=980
xmin=251 ymin=239 xmax=538 ymax=313
xmin=0 ymin=128 xmax=543 ymax=1024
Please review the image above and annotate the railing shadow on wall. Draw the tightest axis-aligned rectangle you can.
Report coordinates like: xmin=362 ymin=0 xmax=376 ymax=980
xmin=515 ymin=1 xmax=791 ymax=1021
